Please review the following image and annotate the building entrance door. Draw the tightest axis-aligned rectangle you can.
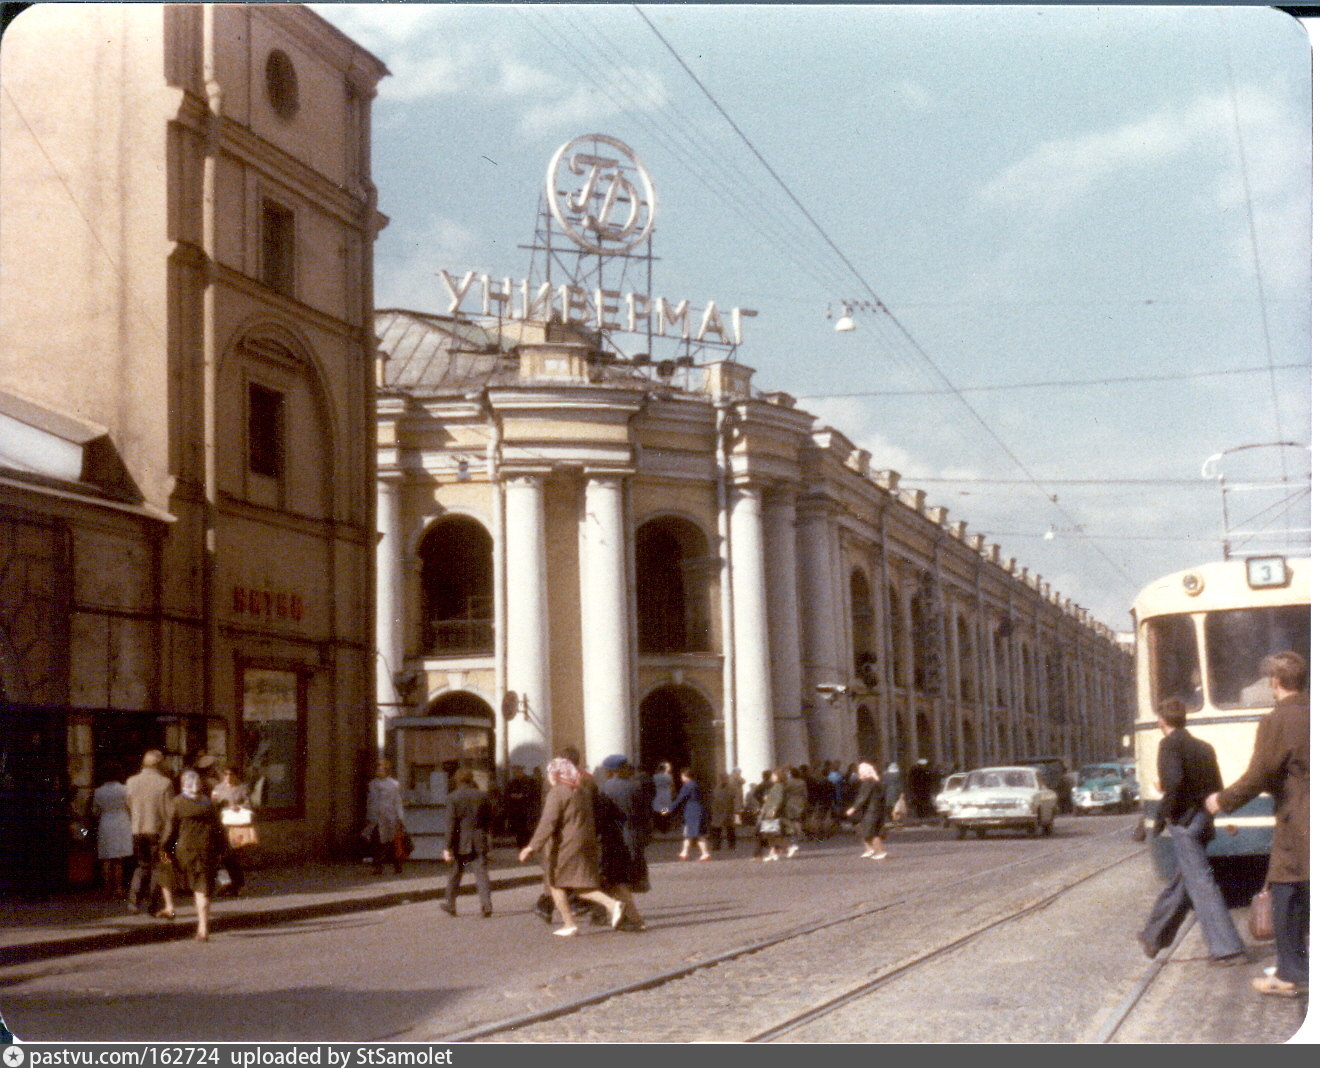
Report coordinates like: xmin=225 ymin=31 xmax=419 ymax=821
xmin=638 ymin=684 xmax=722 ymax=789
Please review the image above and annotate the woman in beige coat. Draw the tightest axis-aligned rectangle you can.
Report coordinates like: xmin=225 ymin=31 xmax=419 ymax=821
xmin=519 ymin=757 xmax=624 ymax=936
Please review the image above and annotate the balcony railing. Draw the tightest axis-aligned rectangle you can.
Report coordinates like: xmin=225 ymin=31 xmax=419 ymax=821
xmin=424 ymin=617 xmax=493 ymax=657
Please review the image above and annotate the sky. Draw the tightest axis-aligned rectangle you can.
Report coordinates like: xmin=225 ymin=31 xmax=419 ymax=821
xmin=313 ymin=3 xmax=1312 ymax=632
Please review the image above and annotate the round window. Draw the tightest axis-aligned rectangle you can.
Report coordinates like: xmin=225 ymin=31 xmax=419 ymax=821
xmin=265 ymin=50 xmax=299 ymax=121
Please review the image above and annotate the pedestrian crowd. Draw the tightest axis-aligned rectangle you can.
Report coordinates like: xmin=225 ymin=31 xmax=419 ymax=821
xmin=91 ymin=654 xmax=1306 ymax=992
xmin=92 ymin=748 xmax=259 ymax=942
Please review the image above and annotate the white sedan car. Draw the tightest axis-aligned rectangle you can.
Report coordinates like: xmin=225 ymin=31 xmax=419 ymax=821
xmin=934 ymin=772 xmax=967 ymax=824
xmin=946 ymin=766 xmax=1058 ymax=839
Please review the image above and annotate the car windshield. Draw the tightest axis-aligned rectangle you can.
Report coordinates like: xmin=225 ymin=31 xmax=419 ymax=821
xmin=1079 ymin=766 xmax=1120 ymax=784
xmin=967 ymin=770 xmax=1033 ymax=790
xmin=942 ymin=775 xmax=966 ymax=792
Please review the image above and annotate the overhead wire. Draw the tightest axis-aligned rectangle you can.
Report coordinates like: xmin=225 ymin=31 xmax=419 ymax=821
xmin=631 ymin=5 xmax=1141 ymax=586
xmin=519 ymin=6 xmax=855 ymax=304
xmin=797 ymin=361 xmax=1310 ymax=398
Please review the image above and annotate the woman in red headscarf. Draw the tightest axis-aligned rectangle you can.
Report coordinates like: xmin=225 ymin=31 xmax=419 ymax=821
xmin=519 ymin=756 xmax=625 ymax=936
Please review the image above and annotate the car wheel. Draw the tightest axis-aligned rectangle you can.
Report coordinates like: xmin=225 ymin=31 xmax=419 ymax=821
xmin=955 ymin=825 xmax=966 ymax=840
xmin=974 ymin=827 xmax=987 ymax=839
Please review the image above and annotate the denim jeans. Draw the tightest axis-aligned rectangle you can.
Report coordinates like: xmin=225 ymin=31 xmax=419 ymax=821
xmin=1142 ymin=809 xmax=1246 ymax=959
xmin=1270 ymin=880 xmax=1309 ymax=984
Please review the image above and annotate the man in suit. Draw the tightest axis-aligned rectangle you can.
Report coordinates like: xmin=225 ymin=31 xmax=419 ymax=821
xmin=1139 ymin=698 xmax=1247 ymax=964
xmin=441 ymin=768 xmax=493 ymax=918
xmin=1208 ymin=650 xmax=1309 ymax=997
xmin=125 ymin=749 xmax=175 ymax=916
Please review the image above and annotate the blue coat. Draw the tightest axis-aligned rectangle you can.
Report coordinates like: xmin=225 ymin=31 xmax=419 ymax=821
xmin=670 ymin=778 xmax=709 ymax=838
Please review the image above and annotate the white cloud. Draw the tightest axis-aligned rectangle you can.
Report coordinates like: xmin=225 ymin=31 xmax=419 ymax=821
xmin=315 ymin=3 xmax=668 ymax=140
xmin=374 ymin=212 xmax=488 ymax=313
xmin=974 ymin=87 xmax=1299 ymax=218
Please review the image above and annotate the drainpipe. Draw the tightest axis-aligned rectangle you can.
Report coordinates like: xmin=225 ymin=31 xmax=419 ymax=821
xmin=715 ymin=402 xmax=737 ymax=775
xmin=200 ymin=8 xmax=223 ymax=730
xmin=484 ymin=394 xmax=508 ymax=775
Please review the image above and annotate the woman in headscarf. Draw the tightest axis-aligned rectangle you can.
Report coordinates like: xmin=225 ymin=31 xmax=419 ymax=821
xmin=519 ymin=756 xmax=625 ymax=936
xmin=845 ymin=762 xmax=888 ymax=859
xmin=160 ymin=769 xmax=227 ymax=941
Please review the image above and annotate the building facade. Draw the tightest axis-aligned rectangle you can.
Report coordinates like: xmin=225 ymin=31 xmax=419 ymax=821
xmin=374 ymin=311 xmax=1133 ymax=811
xmin=0 ymin=4 xmax=387 ymax=888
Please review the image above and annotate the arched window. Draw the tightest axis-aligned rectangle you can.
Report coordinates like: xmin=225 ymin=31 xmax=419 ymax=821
xmin=636 ymin=517 xmax=711 ymax=654
xmin=957 ymin=614 xmax=975 ymax=702
xmin=418 ymin=516 xmax=493 ymax=655
xmin=889 ymin=584 xmax=907 ymax=687
xmin=850 ymin=569 xmax=877 ymax=688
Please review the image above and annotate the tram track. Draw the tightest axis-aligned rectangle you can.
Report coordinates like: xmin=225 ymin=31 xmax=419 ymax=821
xmin=425 ymin=829 xmax=1146 ymax=1043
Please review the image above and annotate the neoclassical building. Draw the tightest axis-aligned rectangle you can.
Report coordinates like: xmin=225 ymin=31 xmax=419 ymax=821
xmin=0 ymin=4 xmax=387 ymax=886
xmin=375 ymin=310 xmax=1133 ymax=800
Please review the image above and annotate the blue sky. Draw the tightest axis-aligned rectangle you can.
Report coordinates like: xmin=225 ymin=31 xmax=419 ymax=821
xmin=314 ymin=3 xmax=1312 ymax=630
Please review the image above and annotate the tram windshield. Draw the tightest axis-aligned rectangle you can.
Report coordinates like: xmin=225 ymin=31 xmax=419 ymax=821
xmin=1148 ymin=615 xmax=1203 ymax=712
xmin=1205 ymin=604 xmax=1310 ymax=709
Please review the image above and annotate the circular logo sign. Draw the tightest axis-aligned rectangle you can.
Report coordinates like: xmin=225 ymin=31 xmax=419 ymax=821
xmin=546 ymin=134 xmax=657 ymax=256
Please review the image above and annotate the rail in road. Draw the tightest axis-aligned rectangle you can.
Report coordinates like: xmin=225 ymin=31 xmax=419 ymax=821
xmin=432 ymin=832 xmax=1131 ymax=1042
xmin=419 ymin=827 xmax=1304 ymax=1044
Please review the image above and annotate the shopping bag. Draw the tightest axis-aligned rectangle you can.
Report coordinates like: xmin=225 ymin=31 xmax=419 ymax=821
xmin=1248 ymin=888 xmax=1273 ymax=941
xmin=394 ymin=828 xmax=414 ymax=861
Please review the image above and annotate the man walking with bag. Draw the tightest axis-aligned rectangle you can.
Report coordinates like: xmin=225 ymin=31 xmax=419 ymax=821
xmin=1139 ymin=698 xmax=1247 ymax=965
xmin=441 ymin=769 xmax=493 ymax=918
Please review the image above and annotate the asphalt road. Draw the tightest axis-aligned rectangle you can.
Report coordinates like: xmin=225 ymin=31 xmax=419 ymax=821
xmin=0 ymin=815 xmax=1308 ymax=1045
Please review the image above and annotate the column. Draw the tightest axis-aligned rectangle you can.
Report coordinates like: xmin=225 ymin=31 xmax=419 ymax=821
xmin=729 ymin=483 xmax=775 ymax=776
xmin=375 ymin=475 xmax=403 ymax=750
xmin=763 ymin=487 xmax=809 ymax=765
xmin=798 ymin=502 xmax=845 ymax=760
xmin=579 ymin=475 xmax=631 ymax=765
xmin=504 ymin=474 xmax=551 ymax=768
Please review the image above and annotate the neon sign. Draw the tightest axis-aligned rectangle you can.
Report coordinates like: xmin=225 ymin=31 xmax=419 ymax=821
xmin=547 ymin=134 xmax=657 ymax=255
xmin=439 ymin=271 xmax=756 ymax=347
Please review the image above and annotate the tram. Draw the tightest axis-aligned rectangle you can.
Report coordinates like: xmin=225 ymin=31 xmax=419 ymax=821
xmin=1131 ymin=555 xmax=1309 ymax=884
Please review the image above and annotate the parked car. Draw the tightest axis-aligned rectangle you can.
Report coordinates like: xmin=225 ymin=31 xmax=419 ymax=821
xmin=946 ymin=766 xmax=1058 ymax=838
xmin=934 ymin=772 xmax=967 ymax=825
xmin=1072 ymin=762 xmax=1138 ymax=814
xmin=1019 ymin=756 xmax=1073 ymax=814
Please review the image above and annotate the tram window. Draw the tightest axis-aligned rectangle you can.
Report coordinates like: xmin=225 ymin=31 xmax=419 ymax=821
xmin=1205 ymin=605 xmax=1310 ymax=709
xmin=1148 ymin=615 xmax=1203 ymax=711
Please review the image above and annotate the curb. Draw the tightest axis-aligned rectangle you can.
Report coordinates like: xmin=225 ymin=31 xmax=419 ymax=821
xmin=0 ymin=869 xmax=543 ymax=967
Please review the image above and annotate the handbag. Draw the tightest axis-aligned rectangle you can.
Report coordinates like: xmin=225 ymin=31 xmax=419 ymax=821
xmin=226 ymin=824 xmax=259 ymax=850
xmin=758 ymin=817 xmax=782 ymax=836
xmin=891 ymin=796 xmax=908 ymax=821
xmin=1248 ymin=888 xmax=1274 ymax=941
xmin=393 ymin=828 xmax=414 ymax=861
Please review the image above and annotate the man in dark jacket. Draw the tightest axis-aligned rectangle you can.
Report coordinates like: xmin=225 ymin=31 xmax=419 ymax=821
xmin=1208 ymin=651 xmax=1309 ymax=997
xmin=1139 ymin=698 xmax=1247 ymax=964
xmin=596 ymin=754 xmax=650 ymax=931
xmin=441 ymin=769 xmax=493 ymax=917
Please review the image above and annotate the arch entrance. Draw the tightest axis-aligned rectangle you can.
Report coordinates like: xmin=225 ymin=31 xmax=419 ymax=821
xmin=638 ymin=684 xmax=722 ymax=787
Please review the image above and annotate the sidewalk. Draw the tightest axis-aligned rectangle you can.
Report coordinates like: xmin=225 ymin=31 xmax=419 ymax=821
xmin=0 ymin=847 xmax=540 ymax=967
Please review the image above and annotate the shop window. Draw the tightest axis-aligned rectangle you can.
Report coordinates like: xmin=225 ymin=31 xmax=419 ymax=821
xmin=260 ymin=199 xmax=296 ymax=297
xmin=241 ymin=666 xmax=304 ymax=814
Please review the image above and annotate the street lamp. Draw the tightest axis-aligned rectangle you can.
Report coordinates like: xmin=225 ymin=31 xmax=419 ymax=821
xmin=827 ymin=300 xmax=884 ymax=332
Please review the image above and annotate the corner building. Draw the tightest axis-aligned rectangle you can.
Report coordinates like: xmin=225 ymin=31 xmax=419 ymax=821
xmin=0 ymin=4 xmax=387 ymax=885
xmin=375 ymin=312 xmax=1133 ymax=801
